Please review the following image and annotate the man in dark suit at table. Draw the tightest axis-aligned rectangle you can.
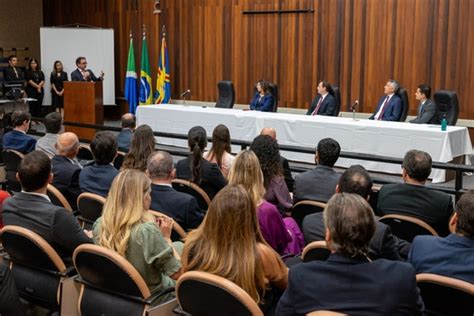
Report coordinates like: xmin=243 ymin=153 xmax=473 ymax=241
xmin=408 ymin=190 xmax=474 ymax=283
xmin=409 ymin=84 xmax=439 ymax=124
xmin=117 ymin=113 xmax=135 ymax=152
xmin=276 ymin=193 xmax=424 ymax=315
xmin=3 ymin=55 xmax=25 ymax=82
xmin=2 ymin=110 xmax=36 ymax=154
xmin=2 ymin=151 xmax=92 ymax=260
xmin=369 ymin=79 xmax=403 ymax=121
xmin=293 ymin=138 xmax=341 ymax=203
xmin=377 ymin=149 xmax=454 ymax=236
xmin=70 ymin=56 xmax=104 ymax=82
xmin=306 ymin=80 xmax=337 ymax=116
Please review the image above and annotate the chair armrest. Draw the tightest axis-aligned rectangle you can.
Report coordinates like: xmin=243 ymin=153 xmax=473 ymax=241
xmin=146 ymin=286 xmax=176 ymax=304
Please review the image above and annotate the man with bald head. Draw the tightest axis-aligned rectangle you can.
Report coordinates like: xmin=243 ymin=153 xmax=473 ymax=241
xmin=117 ymin=113 xmax=136 ymax=152
xmin=51 ymin=132 xmax=82 ymax=208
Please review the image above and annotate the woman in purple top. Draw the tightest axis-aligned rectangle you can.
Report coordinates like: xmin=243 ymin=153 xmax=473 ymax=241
xmin=228 ymin=150 xmax=304 ymax=255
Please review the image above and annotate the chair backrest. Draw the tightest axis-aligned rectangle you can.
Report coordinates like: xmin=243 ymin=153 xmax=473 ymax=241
xmin=379 ymin=214 xmax=438 ymax=242
xmin=434 ymin=90 xmax=459 ymax=126
xmin=307 ymin=311 xmax=348 ymax=316
xmin=73 ymin=244 xmax=152 ymax=315
xmin=397 ymin=87 xmax=409 ymax=122
xmin=331 ymin=86 xmax=342 ymax=116
xmin=267 ymin=82 xmax=278 ymax=112
xmin=47 ymin=184 xmax=73 ymax=212
xmin=416 ymin=273 xmax=474 ymax=316
xmin=149 ymin=210 xmax=187 ymax=239
xmin=1 ymin=149 xmax=24 ymax=192
xmin=291 ymin=200 xmax=327 ymax=228
xmin=114 ymin=150 xmax=126 ymax=169
xmin=77 ymin=145 xmax=94 ymax=161
xmin=215 ymin=80 xmax=235 ymax=109
xmin=172 ymin=179 xmax=211 ymax=210
xmin=176 ymin=271 xmax=263 ymax=316
xmin=76 ymin=192 xmax=106 ymax=228
xmin=302 ymin=240 xmax=331 ymax=262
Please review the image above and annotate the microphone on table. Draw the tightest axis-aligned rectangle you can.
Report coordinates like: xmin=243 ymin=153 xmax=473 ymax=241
xmin=350 ymin=100 xmax=359 ymax=121
xmin=180 ymin=89 xmax=191 ymax=98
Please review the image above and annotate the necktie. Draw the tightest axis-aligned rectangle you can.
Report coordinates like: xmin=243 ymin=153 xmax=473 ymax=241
xmin=378 ymin=96 xmax=390 ymax=120
xmin=312 ymin=96 xmax=324 ymax=116
xmin=13 ymin=67 xmax=18 ymax=78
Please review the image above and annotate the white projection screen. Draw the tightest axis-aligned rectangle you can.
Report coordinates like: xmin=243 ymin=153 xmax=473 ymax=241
xmin=40 ymin=27 xmax=116 ymax=105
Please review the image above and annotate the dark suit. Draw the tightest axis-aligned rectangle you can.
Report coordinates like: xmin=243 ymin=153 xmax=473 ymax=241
xmin=249 ymin=93 xmax=274 ymax=112
xmin=3 ymin=65 xmax=24 ymax=82
xmin=2 ymin=130 xmax=37 ymax=154
xmin=79 ymin=163 xmax=118 ymax=197
xmin=302 ymin=212 xmax=405 ymax=260
xmin=51 ymin=155 xmax=82 ymax=209
xmin=409 ymin=99 xmax=439 ymax=124
xmin=408 ymin=234 xmax=474 ymax=283
xmin=293 ymin=165 xmax=340 ymax=203
xmin=70 ymin=68 xmax=102 ymax=82
xmin=306 ymin=93 xmax=336 ymax=116
xmin=117 ymin=128 xmax=133 ymax=152
xmin=369 ymin=94 xmax=403 ymax=121
xmin=150 ymin=184 xmax=204 ymax=232
xmin=2 ymin=192 xmax=92 ymax=259
xmin=176 ymin=157 xmax=227 ymax=200
xmin=377 ymin=183 xmax=454 ymax=236
xmin=281 ymin=156 xmax=294 ymax=193
xmin=276 ymin=253 xmax=424 ymax=316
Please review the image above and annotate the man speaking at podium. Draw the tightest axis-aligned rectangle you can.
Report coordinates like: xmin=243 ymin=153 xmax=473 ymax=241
xmin=71 ymin=56 xmax=104 ymax=82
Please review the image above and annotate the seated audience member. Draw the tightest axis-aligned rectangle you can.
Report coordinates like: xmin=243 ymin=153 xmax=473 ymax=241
xmin=2 ymin=151 xmax=92 ymax=259
xmin=203 ymin=124 xmax=235 ymax=177
xmin=377 ymin=150 xmax=453 ymax=236
xmin=228 ymin=150 xmax=304 ymax=255
xmin=176 ymin=126 xmax=227 ymax=199
xmin=36 ymin=111 xmax=63 ymax=157
xmin=79 ymin=131 xmax=119 ymax=197
xmin=182 ymin=185 xmax=288 ymax=314
xmin=0 ymin=262 xmax=26 ymax=316
xmin=303 ymin=166 xmax=406 ymax=260
xmin=294 ymin=138 xmax=341 ymax=203
xmin=306 ymin=80 xmax=337 ymax=116
xmin=276 ymin=193 xmax=424 ymax=315
xmin=261 ymin=127 xmax=294 ymax=192
xmin=147 ymin=151 xmax=204 ymax=232
xmin=117 ymin=113 xmax=136 ymax=152
xmin=409 ymin=190 xmax=474 ymax=283
xmin=93 ymin=169 xmax=182 ymax=303
xmin=121 ymin=124 xmax=155 ymax=172
xmin=409 ymin=84 xmax=439 ymax=124
xmin=2 ymin=110 xmax=37 ymax=154
xmin=51 ymin=132 xmax=82 ymax=208
xmin=369 ymin=79 xmax=403 ymax=121
xmin=251 ymin=135 xmax=292 ymax=213
xmin=249 ymin=80 xmax=275 ymax=112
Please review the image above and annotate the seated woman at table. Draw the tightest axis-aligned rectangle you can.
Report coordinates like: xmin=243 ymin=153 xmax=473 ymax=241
xmin=176 ymin=126 xmax=227 ymax=199
xmin=249 ymin=80 xmax=275 ymax=112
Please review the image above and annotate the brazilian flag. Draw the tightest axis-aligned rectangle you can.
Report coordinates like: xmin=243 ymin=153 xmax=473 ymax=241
xmin=139 ymin=34 xmax=152 ymax=105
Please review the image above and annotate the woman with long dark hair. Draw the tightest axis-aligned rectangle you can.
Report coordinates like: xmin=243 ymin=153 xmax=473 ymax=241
xmin=249 ymin=80 xmax=275 ymax=112
xmin=25 ymin=58 xmax=45 ymax=118
xmin=50 ymin=60 xmax=68 ymax=115
xmin=203 ymin=124 xmax=234 ymax=177
xmin=121 ymin=124 xmax=156 ymax=171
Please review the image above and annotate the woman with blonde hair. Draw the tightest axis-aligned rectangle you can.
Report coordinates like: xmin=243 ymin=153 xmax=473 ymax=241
xmin=182 ymin=184 xmax=288 ymax=313
xmin=121 ymin=124 xmax=156 ymax=171
xmin=93 ymin=169 xmax=182 ymax=303
xmin=228 ymin=150 xmax=304 ymax=255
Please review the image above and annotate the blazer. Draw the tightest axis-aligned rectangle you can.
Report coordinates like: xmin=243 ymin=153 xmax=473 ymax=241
xmin=2 ymin=130 xmax=37 ymax=154
xmin=369 ymin=94 xmax=403 ymax=121
xmin=150 ymin=183 xmax=204 ymax=232
xmin=409 ymin=99 xmax=439 ymax=124
xmin=2 ymin=193 xmax=92 ymax=259
xmin=176 ymin=157 xmax=227 ymax=200
xmin=306 ymin=93 xmax=336 ymax=116
xmin=3 ymin=66 xmax=24 ymax=82
xmin=408 ymin=234 xmax=474 ymax=283
xmin=249 ymin=93 xmax=274 ymax=112
xmin=302 ymin=212 xmax=404 ymax=260
xmin=293 ymin=165 xmax=340 ymax=203
xmin=79 ymin=163 xmax=119 ymax=197
xmin=377 ymin=183 xmax=454 ymax=236
xmin=276 ymin=253 xmax=424 ymax=316
xmin=70 ymin=68 xmax=102 ymax=82
xmin=117 ymin=128 xmax=133 ymax=152
xmin=51 ymin=155 xmax=82 ymax=208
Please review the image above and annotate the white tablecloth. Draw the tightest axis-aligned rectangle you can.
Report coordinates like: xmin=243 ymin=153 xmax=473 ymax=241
xmin=136 ymin=104 xmax=473 ymax=183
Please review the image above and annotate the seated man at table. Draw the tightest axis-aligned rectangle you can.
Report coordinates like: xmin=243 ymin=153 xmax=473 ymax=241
xmin=409 ymin=84 xmax=439 ymax=124
xmin=408 ymin=190 xmax=474 ymax=283
xmin=2 ymin=110 xmax=36 ymax=154
xmin=369 ymin=79 xmax=403 ymax=121
xmin=306 ymin=80 xmax=336 ymax=116
xmin=377 ymin=149 xmax=454 ymax=236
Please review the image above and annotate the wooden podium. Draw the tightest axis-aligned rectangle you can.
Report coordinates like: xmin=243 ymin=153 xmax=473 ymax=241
xmin=64 ymin=81 xmax=104 ymax=140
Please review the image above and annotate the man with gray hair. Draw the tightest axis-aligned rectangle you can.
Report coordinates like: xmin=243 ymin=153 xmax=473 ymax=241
xmin=146 ymin=151 xmax=204 ymax=235
xmin=369 ymin=79 xmax=403 ymax=121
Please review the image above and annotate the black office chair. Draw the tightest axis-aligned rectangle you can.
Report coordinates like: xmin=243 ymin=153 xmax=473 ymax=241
xmin=434 ymin=90 xmax=459 ymax=126
xmin=331 ymin=86 xmax=342 ymax=116
xmin=215 ymin=81 xmax=235 ymax=109
xmin=267 ymin=83 xmax=279 ymax=112
xmin=397 ymin=87 xmax=409 ymax=122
